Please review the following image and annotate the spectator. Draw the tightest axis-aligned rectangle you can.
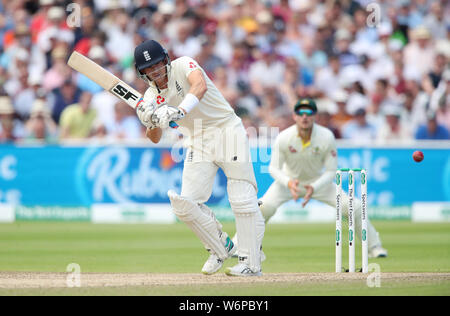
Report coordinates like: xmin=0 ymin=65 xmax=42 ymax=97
xmin=257 ymin=87 xmax=289 ymax=128
xmin=213 ymin=66 xmax=238 ymax=107
xmin=403 ymin=26 xmax=435 ymax=77
xmin=13 ymin=72 xmax=48 ymax=121
xmin=51 ymin=79 xmax=81 ymax=124
xmin=0 ymin=0 xmax=447 ymax=144
xmin=346 ymin=81 xmax=370 ymax=115
xmin=333 ymin=28 xmax=359 ymax=67
xmin=431 ymin=69 xmax=450 ymax=131
xmin=109 ymin=101 xmax=141 ymax=140
xmin=42 ymin=44 xmax=71 ymax=91
xmin=296 ymin=37 xmax=327 ymax=75
xmin=24 ymin=99 xmax=58 ymax=142
xmin=59 ymin=91 xmax=96 ymax=139
xmin=195 ymin=37 xmax=225 ymax=79
xmin=234 ymin=80 xmax=260 ymax=115
xmin=330 ymin=90 xmax=353 ymax=130
xmin=104 ymin=11 xmax=135 ymax=63
xmin=315 ymin=101 xmax=341 ymax=139
xmin=172 ymin=18 xmax=201 ymax=58
xmin=423 ymin=2 xmax=447 ymax=39
xmin=0 ymin=96 xmax=24 ymax=142
xmin=376 ymin=104 xmax=412 ymax=144
xmin=315 ymin=54 xmax=343 ymax=99
xmin=402 ymin=67 xmax=429 ymax=132
xmin=248 ymin=46 xmax=285 ymax=96
xmin=415 ymin=111 xmax=450 ymax=140
xmin=422 ymin=53 xmax=447 ymax=93
xmin=341 ymin=108 xmax=377 ymax=142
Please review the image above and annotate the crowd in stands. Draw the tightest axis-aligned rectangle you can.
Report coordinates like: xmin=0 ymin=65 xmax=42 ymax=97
xmin=0 ymin=0 xmax=449 ymax=144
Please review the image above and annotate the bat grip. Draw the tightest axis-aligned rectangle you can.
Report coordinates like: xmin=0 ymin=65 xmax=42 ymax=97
xmin=169 ymin=121 xmax=179 ymax=129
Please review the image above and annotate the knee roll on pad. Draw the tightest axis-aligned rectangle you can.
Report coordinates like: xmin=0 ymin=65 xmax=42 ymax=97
xmin=168 ymin=190 xmax=200 ymax=222
xmin=227 ymin=180 xmax=259 ymax=214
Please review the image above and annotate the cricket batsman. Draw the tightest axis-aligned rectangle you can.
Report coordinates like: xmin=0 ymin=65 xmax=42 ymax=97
xmin=133 ymin=40 xmax=265 ymax=276
xmin=260 ymin=98 xmax=387 ymax=259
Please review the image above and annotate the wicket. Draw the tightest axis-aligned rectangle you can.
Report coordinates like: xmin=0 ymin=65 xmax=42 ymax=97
xmin=335 ymin=168 xmax=368 ymax=273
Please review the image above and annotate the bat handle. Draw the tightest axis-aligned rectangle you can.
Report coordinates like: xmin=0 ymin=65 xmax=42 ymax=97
xmin=169 ymin=121 xmax=179 ymax=129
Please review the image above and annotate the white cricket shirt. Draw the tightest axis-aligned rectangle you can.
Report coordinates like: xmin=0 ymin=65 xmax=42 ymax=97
xmin=269 ymin=123 xmax=338 ymax=191
xmin=143 ymin=56 xmax=240 ymax=139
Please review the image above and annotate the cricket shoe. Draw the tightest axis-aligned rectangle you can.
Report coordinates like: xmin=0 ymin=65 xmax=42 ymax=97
xmin=369 ymin=245 xmax=388 ymax=258
xmin=225 ymin=257 xmax=262 ymax=277
xmin=201 ymin=235 xmax=237 ymax=275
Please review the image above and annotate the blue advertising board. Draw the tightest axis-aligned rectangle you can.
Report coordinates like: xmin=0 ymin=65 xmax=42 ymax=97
xmin=0 ymin=144 xmax=449 ymax=207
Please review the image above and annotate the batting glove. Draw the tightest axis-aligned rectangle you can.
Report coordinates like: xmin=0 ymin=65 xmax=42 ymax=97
xmin=153 ymin=105 xmax=185 ymax=129
xmin=136 ymin=98 xmax=158 ymax=129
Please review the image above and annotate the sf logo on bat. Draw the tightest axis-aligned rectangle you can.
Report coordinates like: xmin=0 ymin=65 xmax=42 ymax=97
xmin=111 ymin=84 xmax=139 ymax=102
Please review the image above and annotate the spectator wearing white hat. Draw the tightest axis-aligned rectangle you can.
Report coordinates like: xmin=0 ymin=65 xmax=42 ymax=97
xmin=330 ymin=89 xmax=352 ymax=131
xmin=403 ymin=26 xmax=435 ymax=77
xmin=37 ymin=6 xmax=74 ymax=54
xmin=104 ymin=11 xmax=135 ymax=63
xmin=248 ymin=46 xmax=285 ymax=96
xmin=94 ymin=0 xmax=130 ymax=13
xmin=333 ymin=28 xmax=359 ymax=67
xmin=24 ymin=99 xmax=58 ymax=142
xmin=14 ymin=72 xmax=51 ymax=120
xmin=376 ymin=103 xmax=412 ymax=144
xmin=172 ymin=19 xmax=202 ymax=59
xmin=0 ymin=96 xmax=25 ymax=142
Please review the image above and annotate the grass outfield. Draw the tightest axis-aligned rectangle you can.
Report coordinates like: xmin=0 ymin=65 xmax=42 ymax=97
xmin=0 ymin=221 xmax=449 ymax=295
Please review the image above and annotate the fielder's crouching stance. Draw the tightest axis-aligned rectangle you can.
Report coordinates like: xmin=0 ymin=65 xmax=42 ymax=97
xmin=134 ymin=40 xmax=265 ymax=276
xmin=260 ymin=98 xmax=387 ymax=259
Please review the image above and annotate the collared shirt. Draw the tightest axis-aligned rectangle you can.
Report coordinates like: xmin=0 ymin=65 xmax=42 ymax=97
xmin=269 ymin=123 xmax=338 ymax=191
xmin=143 ymin=56 xmax=240 ymax=140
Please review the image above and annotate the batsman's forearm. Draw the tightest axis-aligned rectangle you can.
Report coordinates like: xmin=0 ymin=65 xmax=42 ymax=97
xmin=146 ymin=127 xmax=162 ymax=143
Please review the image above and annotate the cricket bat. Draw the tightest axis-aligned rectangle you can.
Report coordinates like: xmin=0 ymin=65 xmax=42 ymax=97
xmin=67 ymin=51 xmax=178 ymax=128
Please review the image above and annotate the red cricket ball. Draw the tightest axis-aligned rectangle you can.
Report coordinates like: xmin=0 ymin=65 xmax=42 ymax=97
xmin=413 ymin=151 xmax=424 ymax=162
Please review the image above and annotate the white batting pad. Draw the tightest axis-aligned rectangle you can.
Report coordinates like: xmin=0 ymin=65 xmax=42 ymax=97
xmin=227 ymin=180 xmax=265 ymax=272
xmin=168 ymin=190 xmax=228 ymax=259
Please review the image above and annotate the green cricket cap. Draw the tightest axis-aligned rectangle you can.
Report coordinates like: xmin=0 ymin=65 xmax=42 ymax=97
xmin=294 ymin=98 xmax=317 ymax=113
